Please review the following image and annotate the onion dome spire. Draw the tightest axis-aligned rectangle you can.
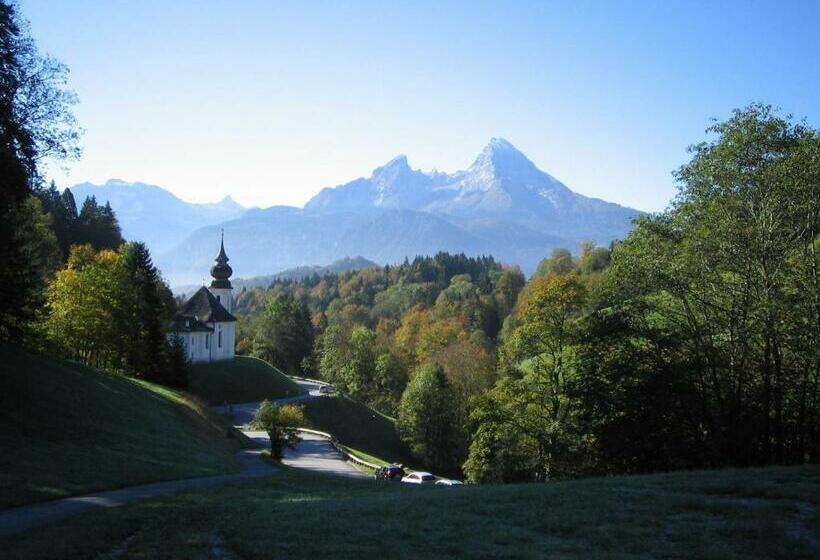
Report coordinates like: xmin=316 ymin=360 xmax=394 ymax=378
xmin=210 ymin=230 xmax=233 ymax=289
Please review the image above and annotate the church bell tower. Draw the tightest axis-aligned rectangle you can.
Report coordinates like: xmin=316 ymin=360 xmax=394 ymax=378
xmin=208 ymin=231 xmax=233 ymax=313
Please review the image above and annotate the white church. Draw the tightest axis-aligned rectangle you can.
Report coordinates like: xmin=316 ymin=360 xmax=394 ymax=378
xmin=168 ymin=234 xmax=237 ymax=363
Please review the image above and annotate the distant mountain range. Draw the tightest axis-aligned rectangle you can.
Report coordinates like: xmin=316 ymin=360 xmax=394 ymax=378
xmin=68 ymin=179 xmax=246 ymax=254
xmin=66 ymin=139 xmax=643 ymax=286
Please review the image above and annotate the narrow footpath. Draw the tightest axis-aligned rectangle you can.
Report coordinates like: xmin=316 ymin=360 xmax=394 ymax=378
xmin=0 ymin=448 xmax=275 ymax=539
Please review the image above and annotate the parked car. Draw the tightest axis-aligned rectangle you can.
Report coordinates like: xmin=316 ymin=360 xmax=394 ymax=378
xmin=401 ymin=471 xmax=437 ymax=485
xmin=375 ymin=464 xmax=405 ymax=481
xmin=435 ymin=479 xmax=464 ymax=487
xmin=318 ymin=384 xmax=335 ymax=394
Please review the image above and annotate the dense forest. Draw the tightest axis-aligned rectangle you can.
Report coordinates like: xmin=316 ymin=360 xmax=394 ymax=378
xmin=234 ymin=105 xmax=819 ymax=481
xmin=10 ymin=181 xmax=187 ymax=386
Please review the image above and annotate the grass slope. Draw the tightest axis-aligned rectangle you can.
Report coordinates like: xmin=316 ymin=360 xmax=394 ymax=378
xmin=188 ymin=356 xmax=303 ymax=405
xmin=301 ymin=395 xmax=413 ymax=467
xmin=0 ymin=345 xmax=242 ymax=509
xmin=3 ymin=464 xmax=818 ymax=559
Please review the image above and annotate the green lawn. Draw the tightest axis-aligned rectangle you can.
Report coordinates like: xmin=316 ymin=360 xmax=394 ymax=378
xmin=188 ymin=355 xmax=303 ymax=405
xmin=301 ymin=395 xmax=414 ymax=467
xmin=3 ymin=464 xmax=818 ymax=559
xmin=0 ymin=345 xmax=242 ymax=510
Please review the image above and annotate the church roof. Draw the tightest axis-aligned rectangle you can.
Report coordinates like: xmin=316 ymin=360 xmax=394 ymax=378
xmin=174 ymin=287 xmax=236 ymax=324
xmin=169 ymin=314 xmax=214 ymax=333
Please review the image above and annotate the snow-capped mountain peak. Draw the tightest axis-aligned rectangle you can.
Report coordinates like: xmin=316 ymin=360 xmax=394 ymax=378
xmin=304 ymin=138 xmax=640 ymax=239
xmin=480 ymin=137 xmax=524 ymax=158
xmin=372 ymin=154 xmax=413 ymax=185
xmin=380 ymin=154 xmax=410 ymax=169
xmin=468 ymin=137 xmax=540 ymax=182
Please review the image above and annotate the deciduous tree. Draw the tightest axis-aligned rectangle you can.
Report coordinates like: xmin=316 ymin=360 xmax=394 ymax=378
xmin=252 ymin=294 xmax=314 ymax=375
xmin=253 ymin=400 xmax=305 ymax=459
xmin=397 ymin=362 xmax=460 ymax=471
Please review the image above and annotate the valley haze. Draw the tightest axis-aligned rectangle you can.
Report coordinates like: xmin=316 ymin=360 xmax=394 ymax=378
xmin=67 ymin=138 xmax=642 ymax=287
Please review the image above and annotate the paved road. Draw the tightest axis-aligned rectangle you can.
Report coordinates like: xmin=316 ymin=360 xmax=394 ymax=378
xmin=0 ymin=449 xmax=276 ymax=540
xmin=244 ymin=430 xmax=367 ymax=479
xmin=231 ymin=379 xmax=366 ymax=479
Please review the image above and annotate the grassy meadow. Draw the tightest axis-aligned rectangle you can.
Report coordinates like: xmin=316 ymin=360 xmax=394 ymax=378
xmin=2 ymin=463 xmax=818 ymax=559
xmin=188 ymin=355 xmax=303 ymax=405
xmin=0 ymin=345 xmax=243 ymax=509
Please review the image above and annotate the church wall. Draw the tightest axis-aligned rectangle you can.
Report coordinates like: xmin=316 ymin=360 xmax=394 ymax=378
xmin=167 ymin=325 xmax=234 ymax=363
xmin=190 ymin=332 xmax=211 ymax=363
xmin=167 ymin=331 xmax=217 ymax=364
xmin=209 ymin=321 xmax=235 ymax=362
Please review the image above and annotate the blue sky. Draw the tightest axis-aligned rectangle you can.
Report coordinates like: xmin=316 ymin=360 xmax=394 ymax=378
xmin=21 ymin=0 xmax=820 ymax=211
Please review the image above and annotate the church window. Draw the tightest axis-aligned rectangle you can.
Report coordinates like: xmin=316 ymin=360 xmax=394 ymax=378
xmin=217 ymin=295 xmax=221 ymax=303
xmin=205 ymin=334 xmax=210 ymax=349
xmin=218 ymin=328 xmax=222 ymax=348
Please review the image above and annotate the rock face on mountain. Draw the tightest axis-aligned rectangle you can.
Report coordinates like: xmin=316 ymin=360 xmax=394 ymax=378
xmin=68 ymin=179 xmax=246 ymax=254
xmin=306 ymin=138 xmax=639 ymax=243
xmin=306 ymin=155 xmax=452 ymax=213
xmin=71 ymin=140 xmax=642 ymax=286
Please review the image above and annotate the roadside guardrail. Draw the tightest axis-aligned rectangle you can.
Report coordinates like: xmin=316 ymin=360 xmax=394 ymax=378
xmin=296 ymin=428 xmax=382 ymax=472
xmin=288 ymin=375 xmax=330 ymax=386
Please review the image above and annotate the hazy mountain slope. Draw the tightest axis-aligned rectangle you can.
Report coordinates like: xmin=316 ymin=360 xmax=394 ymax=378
xmin=234 ymin=257 xmax=379 ymax=290
xmin=156 ymin=207 xmax=365 ymax=284
xmin=334 ymin=209 xmax=488 ymax=263
xmin=68 ymin=179 xmax=246 ymax=253
xmin=157 ymin=207 xmax=510 ymax=285
xmin=173 ymin=257 xmax=380 ymax=295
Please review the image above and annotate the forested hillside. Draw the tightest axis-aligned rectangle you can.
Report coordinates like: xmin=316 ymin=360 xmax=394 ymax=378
xmin=233 ymin=105 xmax=819 ymax=481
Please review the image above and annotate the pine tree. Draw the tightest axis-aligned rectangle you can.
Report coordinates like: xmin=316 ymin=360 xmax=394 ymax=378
xmin=0 ymin=0 xmax=79 ymax=341
xmin=121 ymin=242 xmax=168 ymax=381
xmin=165 ymin=334 xmax=191 ymax=388
xmin=33 ymin=181 xmax=76 ymax=259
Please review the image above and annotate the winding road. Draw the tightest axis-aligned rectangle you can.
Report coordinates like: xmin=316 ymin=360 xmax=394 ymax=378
xmin=244 ymin=430 xmax=366 ymax=479
xmin=230 ymin=377 xmax=367 ymax=479
xmin=0 ymin=377 xmax=366 ymax=539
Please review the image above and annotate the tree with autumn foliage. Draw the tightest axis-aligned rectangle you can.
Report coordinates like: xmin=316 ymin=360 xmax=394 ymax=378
xmin=465 ymin=274 xmax=588 ymax=482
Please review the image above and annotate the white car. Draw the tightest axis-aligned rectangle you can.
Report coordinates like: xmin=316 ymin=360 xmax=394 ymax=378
xmin=435 ymin=479 xmax=464 ymax=487
xmin=400 ymin=471 xmax=436 ymax=485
